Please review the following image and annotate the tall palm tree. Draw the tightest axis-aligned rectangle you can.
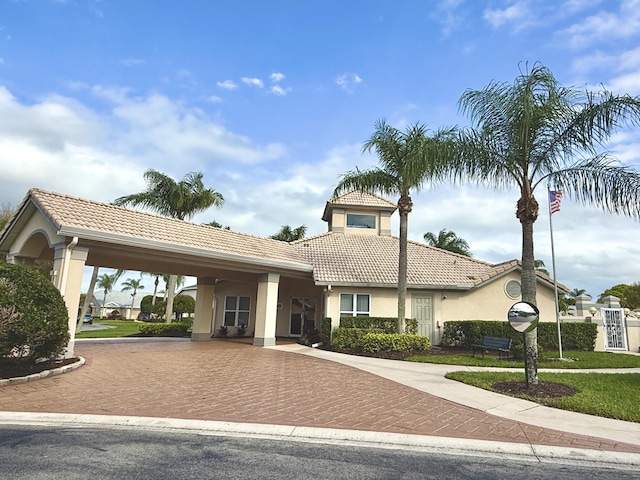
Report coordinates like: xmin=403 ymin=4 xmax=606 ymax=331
xmin=270 ymin=224 xmax=307 ymax=242
xmin=423 ymin=229 xmax=472 ymax=256
xmin=121 ymin=276 xmax=145 ymax=318
xmin=335 ymin=119 xmax=457 ymax=333
xmin=454 ymin=64 xmax=640 ymax=385
xmin=114 ymin=170 xmax=224 ymax=323
xmin=96 ymin=272 xmax=120 ymax=318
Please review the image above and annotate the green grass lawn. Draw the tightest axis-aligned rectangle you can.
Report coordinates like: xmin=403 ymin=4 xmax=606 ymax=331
xmin=75 ymin=320 xmax=141 ymax=338
xmin=407 ymin=350 xmax=640 ymax=369
xmin=446 ymin=370 xmax=640 ymax=423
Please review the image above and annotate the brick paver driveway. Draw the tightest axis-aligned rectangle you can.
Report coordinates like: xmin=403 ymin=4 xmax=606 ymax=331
xmin=1 ymin=339 xmax=639 ymax=453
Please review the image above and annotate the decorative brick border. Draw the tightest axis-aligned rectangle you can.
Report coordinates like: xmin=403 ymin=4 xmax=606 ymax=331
xmin=0 ymin=356 xmax=85 ymax=387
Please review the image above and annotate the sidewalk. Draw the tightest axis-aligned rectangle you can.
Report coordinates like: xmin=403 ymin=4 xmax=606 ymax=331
xmin=0 ymin=339 xmax=639 ymax=468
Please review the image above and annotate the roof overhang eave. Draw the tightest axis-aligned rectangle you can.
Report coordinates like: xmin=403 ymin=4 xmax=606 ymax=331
xmin=58 ymin=226 xmax=314 ymax=274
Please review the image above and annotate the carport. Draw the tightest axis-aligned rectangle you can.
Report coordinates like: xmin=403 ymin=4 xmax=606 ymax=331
xmin=0 ymin=189 xmax=315 ymax=356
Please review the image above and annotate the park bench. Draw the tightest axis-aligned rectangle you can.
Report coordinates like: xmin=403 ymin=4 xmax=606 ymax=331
xmin=471 ymin=336 xmax=512 ymax=360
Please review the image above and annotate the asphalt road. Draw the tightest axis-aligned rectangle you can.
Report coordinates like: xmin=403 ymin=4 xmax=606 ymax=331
xmin=0 ymin=425 xmax=638 ymax=479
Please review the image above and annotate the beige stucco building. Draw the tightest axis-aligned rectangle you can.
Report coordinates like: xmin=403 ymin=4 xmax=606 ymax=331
xmin=1 ymin=188 xmax=578 ymax=357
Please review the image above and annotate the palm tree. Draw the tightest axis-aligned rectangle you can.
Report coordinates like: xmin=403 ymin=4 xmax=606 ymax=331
xmin=96 ymin=272 xmax=119 ymax=318
xmin=534 ymin=259 xmax=550 ymax=277
xmin=566 ymin=287 xmax=587 ymax=305
xmin=114 ymin=170 xmax=224 ymax=323
xmin=454 ymin=64 xmax=640 ymax=385
xmin=270 ymin=225 xmax=307 ymax=242
xmin=121 ymin=276 xmax=145 ymax=318
xmin=335 ymin=119 xmax=457 ymax=333
xmin=423 ymin=229 xmax=472 ymax=256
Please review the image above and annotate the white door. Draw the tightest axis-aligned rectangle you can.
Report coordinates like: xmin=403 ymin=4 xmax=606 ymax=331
xmin=601 ymin=308 xmax=628 ymax=350
xmin=413 ymin=295 xmax=433 ymax=342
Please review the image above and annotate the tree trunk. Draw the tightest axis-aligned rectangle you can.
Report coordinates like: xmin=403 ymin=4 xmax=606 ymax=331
xmin=518 ymin=190 xmax=539 ymax=386
xmin=152 ymin=276 xmax=159 ymax=305
xmin=76 ymin=266 xmax=99 ymax=334
xmin=396 ymin=195 xmax=411 ymax=334
xmin=165 ymin=274 xmax=177 ymax=323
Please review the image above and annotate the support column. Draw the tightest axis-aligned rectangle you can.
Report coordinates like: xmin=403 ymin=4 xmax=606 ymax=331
xmin=53 ymin=243 xmax=89 ymax=358
xmin=192 ymin=277 xmax=216 ymax=341
xmin=253 ymin=273 xmax=280 ymax=347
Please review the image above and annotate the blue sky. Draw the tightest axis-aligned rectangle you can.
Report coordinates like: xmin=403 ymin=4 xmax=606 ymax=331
xmin=1 ymin=0 xmax=639 ymax=301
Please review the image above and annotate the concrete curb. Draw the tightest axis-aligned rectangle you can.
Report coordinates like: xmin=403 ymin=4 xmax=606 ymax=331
xmin=0 ymin=412 xmax=638 ymax=469
xmin=0 ymin=356 xmax=85 ymax=387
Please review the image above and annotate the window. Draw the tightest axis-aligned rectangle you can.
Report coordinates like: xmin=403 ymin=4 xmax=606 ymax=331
xmin=505 ymin=280 xmax=521 ymax=299
xmin=224 ymin=296 xmax=250 ymax=327
xmin=346 ymin=213 xmax=376 ymax=229
xmin=340 ymin=293 xmax=370 ymax=316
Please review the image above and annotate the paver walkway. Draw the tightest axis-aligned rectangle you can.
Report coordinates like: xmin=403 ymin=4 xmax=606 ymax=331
xmin=1 ymin=339 xmax=639 ymax=453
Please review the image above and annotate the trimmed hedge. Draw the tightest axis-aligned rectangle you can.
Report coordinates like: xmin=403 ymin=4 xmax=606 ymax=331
xmin=137 ymin=321 xmax=190 ymax=336
xmin=331 ymin=327 xmax=384 ymax=350
xmin=0 ymin=263 xmax=70 ymax=363
xmin=321 ymin=317 xmax=332 ymax=345
xmin=361 ymin=333 xmax=430 ymax=353
xmin=441 ymin=320 xmax=597 ymax=351
xmin=339 ymin=316 xmax=418 ymax=334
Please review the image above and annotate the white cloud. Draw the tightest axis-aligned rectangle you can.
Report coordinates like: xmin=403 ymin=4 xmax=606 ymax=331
xmin=217 ymin=80 xmax=237 ymax=90
xmin=335 ymin=73 xmax=362 ymax=92
xmin=559 ymin=0 xmax=640 ymax=49
xmin=270 ymin=85 xmax=290 ymax=96
xmin=270 ymin=72 xmax=285 ymax=82
xmin=241 ymin=77 xmax=264 ymax=88
xmin=0 ymin=84 xmax=287 ymax=209
xmin=483 ymin=1 xmax=532 ymax=30
xmin=207 ymin=95 xmax=223 ymax=103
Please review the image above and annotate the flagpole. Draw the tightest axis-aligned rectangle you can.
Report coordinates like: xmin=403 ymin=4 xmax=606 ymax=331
xmin=548 ymin=187 xmax=563 ymax=359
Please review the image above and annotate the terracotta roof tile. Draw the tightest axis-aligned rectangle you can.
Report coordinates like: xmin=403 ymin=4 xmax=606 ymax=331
xmin=27 ymin=189 xmax=310 ymax=268
xmin=293 ymin=232 xmax=511 ymax=288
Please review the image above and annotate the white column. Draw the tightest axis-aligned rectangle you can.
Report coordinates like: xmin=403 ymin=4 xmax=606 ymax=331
xmin=192 ymin=277 xmax=216 ymax=341
xmin=53 ymin=244 xmax=89 ymax=358
xmin=253 ymin=273 xmax=280 ymax=347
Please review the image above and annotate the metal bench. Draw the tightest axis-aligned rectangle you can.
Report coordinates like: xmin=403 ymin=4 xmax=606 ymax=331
xmin=471 ymin=336 xmax=512 ymax=360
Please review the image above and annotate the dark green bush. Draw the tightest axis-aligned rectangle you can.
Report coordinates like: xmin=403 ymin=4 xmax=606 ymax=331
xmin=173 ymin=294 xmax=195 ymax=318
xmin=361 ymin=333 xmax=430 ymax=353
xmin=0 ymin=263 xmax=70 ymax=363
xmin=321 ymin=317 xmax=332 ymax=345
xmin=339 ymin=316 xmax=417 ymax=333
xmin=441 ymin=320 xmax=597 ymax=351
xmin=137 ymin=321 xmax=190 ymax=336
xmin=331 ymin=327 xmax=384 ymax=350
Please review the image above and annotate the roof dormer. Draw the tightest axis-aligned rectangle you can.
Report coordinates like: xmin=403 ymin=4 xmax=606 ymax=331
xmin=322 ymin=191 xmax=397 ymax=236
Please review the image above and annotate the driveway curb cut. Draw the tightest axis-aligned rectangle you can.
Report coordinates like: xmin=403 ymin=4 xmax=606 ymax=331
xmin=0 ymin=412 xmax=638 ymax=469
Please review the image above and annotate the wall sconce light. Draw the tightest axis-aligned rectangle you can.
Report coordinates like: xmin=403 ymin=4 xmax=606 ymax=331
xmin=441 ymin=295 xmax=447 ymax=300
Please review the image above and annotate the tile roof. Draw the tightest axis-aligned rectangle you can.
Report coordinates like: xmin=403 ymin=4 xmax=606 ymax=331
xmin=293 ymin=232 xmax=518 ymax=288
xmin=322 ymin=191 xmax=396 ymax=221
xmin=20 ymin=189 xmax=312 ymax=270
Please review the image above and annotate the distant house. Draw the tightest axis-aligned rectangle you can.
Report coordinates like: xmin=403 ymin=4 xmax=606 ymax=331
xmin=5 ymin=188 xmax=633 ymax=358
xmin=89 ymin=290 xmax=152 ymax=320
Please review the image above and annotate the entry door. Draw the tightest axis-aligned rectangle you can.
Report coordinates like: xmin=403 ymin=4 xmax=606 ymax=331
xmin=413 ymin=295 xmax=433 ymax=342
xmin=601 ymin=308 xmax=628 ymax=350
xmin=290 ymin=298 xmax=316 ymax=337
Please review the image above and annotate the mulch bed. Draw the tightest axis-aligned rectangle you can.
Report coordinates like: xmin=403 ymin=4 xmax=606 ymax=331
xmin=492 ymin=380 xmax=578 ymax=398
xmin=0 ymin=358 xmax=80 ymax=380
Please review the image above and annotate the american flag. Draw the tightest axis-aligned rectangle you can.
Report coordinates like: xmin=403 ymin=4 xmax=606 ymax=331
xmin=549 ymin=190 xmax=562 ymax=214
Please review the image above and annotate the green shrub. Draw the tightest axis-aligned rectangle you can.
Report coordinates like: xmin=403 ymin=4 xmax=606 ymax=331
xmin=321 ymin=317 xmax=332 ymax=345
xmin=137 ymin=321 xmax=190 ymax=336
xmin=441 ymin=320 xmax=597 ymax=351
xmin=0 ymin=263 xmax=70 ymax=364
xmin=331 ymin=327 xmax=384 ymax=350
xmin=173 ymin=294 xmax=195 ymax=318
xmin=361 ymin=333 xmax=430 ymax=353
xmin=339 ymin=316 xmax=417 ymax=333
